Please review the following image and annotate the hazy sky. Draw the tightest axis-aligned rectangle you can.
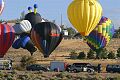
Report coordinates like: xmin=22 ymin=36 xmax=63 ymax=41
xmin=0 ymin=0 xmax=120 ymax=29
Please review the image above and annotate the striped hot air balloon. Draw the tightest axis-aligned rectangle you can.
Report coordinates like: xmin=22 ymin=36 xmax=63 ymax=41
xmin=31 ymin=22 xmax=63 ymax=58
xmin=0 ymin=23 xmax=15 ymax=57
xmin=86 ymin=16 xmax=115 ymax=51
xmin=67 ymin=0 xmax=102 ymax=36
xmin=0 ymin=0 xmax=4 ymax=15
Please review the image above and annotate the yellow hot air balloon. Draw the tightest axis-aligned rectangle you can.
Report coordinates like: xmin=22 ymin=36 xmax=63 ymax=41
xmin=67 ymin=0 xmax=102 ymax=36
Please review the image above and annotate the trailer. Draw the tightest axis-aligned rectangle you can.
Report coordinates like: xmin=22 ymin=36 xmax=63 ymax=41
xmin=50 ymin=61 xmax=68 ymax=72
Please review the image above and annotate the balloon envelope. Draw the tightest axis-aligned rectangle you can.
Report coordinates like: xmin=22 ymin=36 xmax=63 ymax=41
xmin=86 ymin=17 xmax=115 ymax=51
xmin=31 ymin=22 xmax=63 ymax=57
xmin=13 ymin=20 xmax=32 ymax=34
xmin=67 ymin=0 xmax=102 ymax=36
xmin=25 ymin=12 xmax=42 ymax=27
xmin=0 ymin=0 xmax=4 ymax=15
xmin=0 ymin=23 xmax=15 ymax=57
xmin=12 ymin=35 xmax=37 ymax=55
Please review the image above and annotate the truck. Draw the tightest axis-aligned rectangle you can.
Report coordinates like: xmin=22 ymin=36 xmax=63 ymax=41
xmin=0 ymin=59 xmax=12 ymax=70
xmin=50 ymin=61 xmax=68 ymax=72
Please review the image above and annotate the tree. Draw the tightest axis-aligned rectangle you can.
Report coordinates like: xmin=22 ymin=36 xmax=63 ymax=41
xmin=87 ymin=49 xmax=96 ymax=59
xmin=77 ymin=52 xmax=86 ymax=59
xmin=20 ymin=56 xmax=34 ymax=69
xmin=96 ymin=48 xmax=108 ymax=59
xmin=107 ymin=51 xmax=116 ymax=59
xmin=69 ymin=50 xmax=78 ymax=59
xmin=60 ymin=25 xmax=65 ymax=30
xmin=117 ymin=48 xmax=120 ymax=58
xmin=113 ymin=27 xmax=120 ymax=38
xmin=66 ymin=27 xmax=76 ymax=36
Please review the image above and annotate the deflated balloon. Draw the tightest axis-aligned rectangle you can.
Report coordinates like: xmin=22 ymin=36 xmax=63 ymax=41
xmin=31 ymin=22 xmax=63 ymax=58
xmin=67 ymin=0 xmax=102 ymax=36
xmin=13 ymin=20 xmax=32 ymax=34
xmin=0 ymin=0 xmax=4 ymax=15
xmin=86 ymin=16 xmax=115 ymax=51
xmin=25 ymin=12 xmax=42 ymax=27
xmin=0 ymin=23 xmax=15 ymax=57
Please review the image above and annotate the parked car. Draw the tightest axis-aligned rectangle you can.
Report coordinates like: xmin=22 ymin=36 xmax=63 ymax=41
xmin=26 ymin=64 xmax=49 ymax=71
xmin=66 ymin=63 xmax=96 ymax=73
xmin=67 ymin=63 xmax=94 ymax=72
xmin=106 ymin=64 xmax=120 ymax=73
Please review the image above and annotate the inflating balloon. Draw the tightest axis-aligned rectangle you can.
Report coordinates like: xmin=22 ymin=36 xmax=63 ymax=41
xmin=12 ymin=35 xmax=37 ymax=55
xmin=0 ymin=0 xmax=4 ymax=15
xmin=31 ymin=22 xmax=63 ymax=58
xmin=67 ymin=0 xmax=102 ymax=36
xmin=13 ymin=20 xmax=32 ymax=34
xmin=0 ymin=23 xmax=15 ymax=57
xmin=86 ymin=16 xmax=115 ymax=51
xmin=25 ymin=4 xmax=42 ymax=27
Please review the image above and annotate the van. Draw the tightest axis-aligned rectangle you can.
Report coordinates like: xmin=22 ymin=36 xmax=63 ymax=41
xmin=50 ymin=61 xmax=68 ymax=72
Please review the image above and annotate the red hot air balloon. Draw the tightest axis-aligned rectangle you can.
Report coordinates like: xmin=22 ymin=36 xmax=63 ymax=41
xmin=0 ymin=23 xmax=15 ymax=57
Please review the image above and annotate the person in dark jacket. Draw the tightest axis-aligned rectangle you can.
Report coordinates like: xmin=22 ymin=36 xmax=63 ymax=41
xmin=98 ymin=64 xmax=102 ymax=73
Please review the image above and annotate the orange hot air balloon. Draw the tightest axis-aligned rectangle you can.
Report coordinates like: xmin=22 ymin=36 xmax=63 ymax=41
xmin=67 ymin=0 xmax=102 ymax=36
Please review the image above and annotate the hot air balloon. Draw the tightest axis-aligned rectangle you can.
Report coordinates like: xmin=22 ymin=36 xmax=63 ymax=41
xmin=86 ymin=16 xmax=115 ymax=51
xmin=25 ymin=4 xmax=42 ymax=27
xmin=13 ymin=20 xmax=32 ymax=34
xmin=12 ymin=35 xmax=37 ymax=55
xmin=0 ymin=23 xmax=15 ymax=57
xmin=0 ymin=0 xmax=4 ymax=15
xmin=67 ymin=0 xmax=102 ymax=36
xmin=31 ymin=22 xmax=63 ymax=58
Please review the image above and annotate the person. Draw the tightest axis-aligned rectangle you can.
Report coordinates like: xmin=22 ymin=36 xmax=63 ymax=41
xmin=98 ymin=64 xmax=102 ymax=73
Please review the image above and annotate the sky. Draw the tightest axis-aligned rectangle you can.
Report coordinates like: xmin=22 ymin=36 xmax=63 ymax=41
xmin=0 ymin=0 xmax=120 ymax=29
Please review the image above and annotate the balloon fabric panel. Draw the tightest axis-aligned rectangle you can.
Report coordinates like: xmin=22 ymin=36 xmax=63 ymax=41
xmin=12 ymin=39 xmax=21 ymax=49
xmin=31 ymin=28 xmax=44 ymax=53
xmin=0 ymin=24 xmax=15 ymax=57
xmin=20 ymin=36 xmax=30 ymax=48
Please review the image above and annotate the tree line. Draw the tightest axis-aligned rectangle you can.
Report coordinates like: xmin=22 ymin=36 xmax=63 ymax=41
xmin=70 ymin=47 xmax=120 ymax=59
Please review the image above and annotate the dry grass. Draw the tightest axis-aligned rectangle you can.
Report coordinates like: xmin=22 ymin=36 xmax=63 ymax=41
xmin=0 ymin=38 xmax=119 ymax=79
xmin=3 ymin=39 xmax=120 ymax=70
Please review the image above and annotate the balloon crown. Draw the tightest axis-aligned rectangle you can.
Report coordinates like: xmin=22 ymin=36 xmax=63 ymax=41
xmin=28 ymin=4 xmax=38 ymax=14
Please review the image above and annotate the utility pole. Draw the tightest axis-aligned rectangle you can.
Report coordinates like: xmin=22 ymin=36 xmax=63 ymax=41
xmin=61 ymin=14 xmax=62 ymax=26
